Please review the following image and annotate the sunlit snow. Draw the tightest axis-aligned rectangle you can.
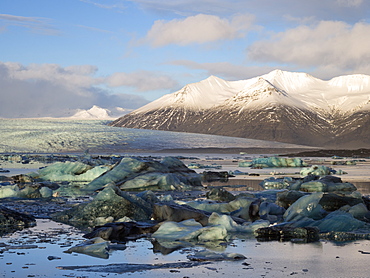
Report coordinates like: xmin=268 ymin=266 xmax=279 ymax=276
xmin=132 ymin=69 xmax=370 ymax=115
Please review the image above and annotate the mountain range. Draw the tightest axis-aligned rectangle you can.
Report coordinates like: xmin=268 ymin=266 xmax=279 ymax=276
xmin=109 ymin=70 xmax=370 ymax=148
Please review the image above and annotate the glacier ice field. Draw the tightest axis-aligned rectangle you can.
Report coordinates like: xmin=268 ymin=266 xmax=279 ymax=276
xmin=0 ymin=119 xmax=307 ymax=153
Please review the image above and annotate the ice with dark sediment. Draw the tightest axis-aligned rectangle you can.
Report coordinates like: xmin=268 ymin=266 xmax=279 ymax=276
xmin=239 ymin=157 xmax=308 ymax=168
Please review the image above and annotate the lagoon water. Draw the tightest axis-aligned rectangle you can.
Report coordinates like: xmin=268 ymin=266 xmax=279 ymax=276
xmin=1 ymin=219 xmax=370 ymax=278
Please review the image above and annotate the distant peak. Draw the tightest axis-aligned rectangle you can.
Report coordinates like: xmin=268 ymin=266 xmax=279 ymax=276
xmin=204 ymin=75 xmax=224 ymax=82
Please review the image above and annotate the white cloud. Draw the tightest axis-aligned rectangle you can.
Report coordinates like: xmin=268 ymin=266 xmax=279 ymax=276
xmin=145 ymin=13 xmax=254 ymax=47
xmin=248 ymin=20 xmax=370 ymax=76
xmin=107 ymin=71 xmax=179 ymax=91
xmin=0 ymin=13 xmax=59 ymax=35
xmin=336 ymin=0 xmax=363 ymax=7
xmin=5 ymin=63 xmax=101 ymax=90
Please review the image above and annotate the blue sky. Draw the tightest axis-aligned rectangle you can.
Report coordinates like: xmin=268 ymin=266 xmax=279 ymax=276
xmin=1 ymin=0 xmax=369 ymax=117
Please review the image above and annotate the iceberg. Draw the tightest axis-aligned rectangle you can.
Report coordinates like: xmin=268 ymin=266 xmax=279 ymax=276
xmin=152 ymin=219 xmax=228 ymax=241
xmin=187 ymin=250 xmax=246 ymax=261
xmin=283 ymin=192 xmax=325 ymax=222
xmin=260 ymin=177 xmax=296 ymax=190
xmin=51 ymin=185 xmax=154 ymax=226
xmin=300 ymin=165 xmax=335 ymax=176
xmin=31 ymin=161 xmax=110 ymax=182
xmin=85 ymin=157 xmax=201 ymax=191
xmin=239 ymin=157 xmax=307 ymax=168
xmin=0 ymin=185 xmax=20 ymax=198
xmin=64 ymin=237 xmax=110 ymax=259
xmin=316 ymin=211 xmax=367 ymax=233
xmin=208 ymin=212 xmax=269 ymax=233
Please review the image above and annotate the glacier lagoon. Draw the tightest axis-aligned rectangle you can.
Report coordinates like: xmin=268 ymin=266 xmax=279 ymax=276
xmin=2 ymin=118 xmax=370 ymax=277
xmin=0 ymin=118 xmax=312 ymax=153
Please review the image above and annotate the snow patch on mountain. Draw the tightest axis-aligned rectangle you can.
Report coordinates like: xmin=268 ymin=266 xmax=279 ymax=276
xmin=135 ymin=75 xmax=246 ymax=113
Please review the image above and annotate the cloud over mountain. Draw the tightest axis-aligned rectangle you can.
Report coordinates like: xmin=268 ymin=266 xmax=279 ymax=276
xmin=0 ymin=62 xmax=152 ymax=118
xmin=248 ymin=21 xmax=370 ymax=77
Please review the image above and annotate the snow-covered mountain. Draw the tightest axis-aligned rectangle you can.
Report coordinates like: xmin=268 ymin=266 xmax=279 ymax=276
xmin=109 ymin=70 xmax=370 ymax=148
xmin=71 ymin=105 xmax=112 ymax=119
xmin=70 ymin=105 xmax=132 ymax=120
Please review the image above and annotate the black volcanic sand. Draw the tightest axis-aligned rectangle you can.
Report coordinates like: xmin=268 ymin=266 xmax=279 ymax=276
xmin=157 ymin=147 xmax=320 ymax=155
xmin=158 ymin=147 xmax=370 ymax=158
xmin=284 ymin=148 xmax=370 ymax=158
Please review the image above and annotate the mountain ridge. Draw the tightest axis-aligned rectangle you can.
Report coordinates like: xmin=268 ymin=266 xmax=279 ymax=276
xmin=110 ymin=70 xmax=370 ymax=148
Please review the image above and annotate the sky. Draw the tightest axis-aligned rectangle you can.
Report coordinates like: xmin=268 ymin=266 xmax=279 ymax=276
xmin=1 ymin=0 xmax=369 ymax=118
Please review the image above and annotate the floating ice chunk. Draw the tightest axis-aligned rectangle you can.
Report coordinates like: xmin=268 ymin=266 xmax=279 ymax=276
xmin=208 ymin=212 xmax=241 ymax=232
xmin=238 ymin=161 xmax=252 ymax=167
xmin=208 ymin=212 xmax=269 ymax=233
xmin=229 ymin=170 xmax=249 ymax=175
xmin=299 ymin=176 xmax=357 ymax=192
xmin=283 ymin=192 xmax=324 ymax=222
xmin=259 ymin=201 xmax=286 ymax=223
xmin=189 ymin=226 xmax=228 ymax=241
xmin=260 ymin=177 xmax=296 ymax=190
xmin=64 ymin=237 xmax=109 ymax=259
xmin=39 ymin=186 xmax=53 ymax=198
xmin=52 ymin=185 xmax=153 ymax=226
xmin=115 ymin=216 xmax=133 ymax=222
xmin=119 ymin=172 xmax=191 ymax=191
xmin=240 ymin=157 xmax=307 ymax=168
xmin=158 ymin=194 xmax=174 ymax=202
xmin=85 ymin=158 xmax=148 ymax=190
xmin=85 ymin=157 xmax=201 ymax=191
xmin=187 ymin=250 xmax=246 ymax=261
xmin=186 ymin=200 xmax=232 ymax=214
xmin=95 ymin=216 xmax=114 ymax=226
xmin=152 ymin=219 xmax=227 ymax=241
xmin=34 ymin=161 xmax=109 ymax=182
xmin=0 ymin=185 xmax=19 ymax=198
xmin=316 ymin=211 xmax=366 ymax=233
xmin=346 ymin=203 xmax=369 ymax=220
xmin=300 ymin=165 xmax=335 ymax=176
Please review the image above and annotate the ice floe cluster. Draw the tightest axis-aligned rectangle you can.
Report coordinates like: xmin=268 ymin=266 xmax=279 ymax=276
xmin=1 ymin=154 xmax=370 ymax=261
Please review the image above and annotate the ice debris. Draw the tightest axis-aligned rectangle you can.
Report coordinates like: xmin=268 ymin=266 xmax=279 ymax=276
xmin=239 ymin=157 xmax=307 ymax=168
xmin=187 ymin=250 xmax=246 ymax=261
xmin=84 ymin=156 xmax=201 ymax=191
xmin=64 ymin=237 xmax=110 ymax=259
xmin=300 ymin=165 xmax=336 ymax=176
xmin=260 ymin=175 xmax=357 ymax=192
xmin=29 ymin=161 xmax=110 ymax=182
xmin=51 ymin=185 xmax=156 ymax=226
xmin=0 ymin=183 xmax=56 ymax=199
